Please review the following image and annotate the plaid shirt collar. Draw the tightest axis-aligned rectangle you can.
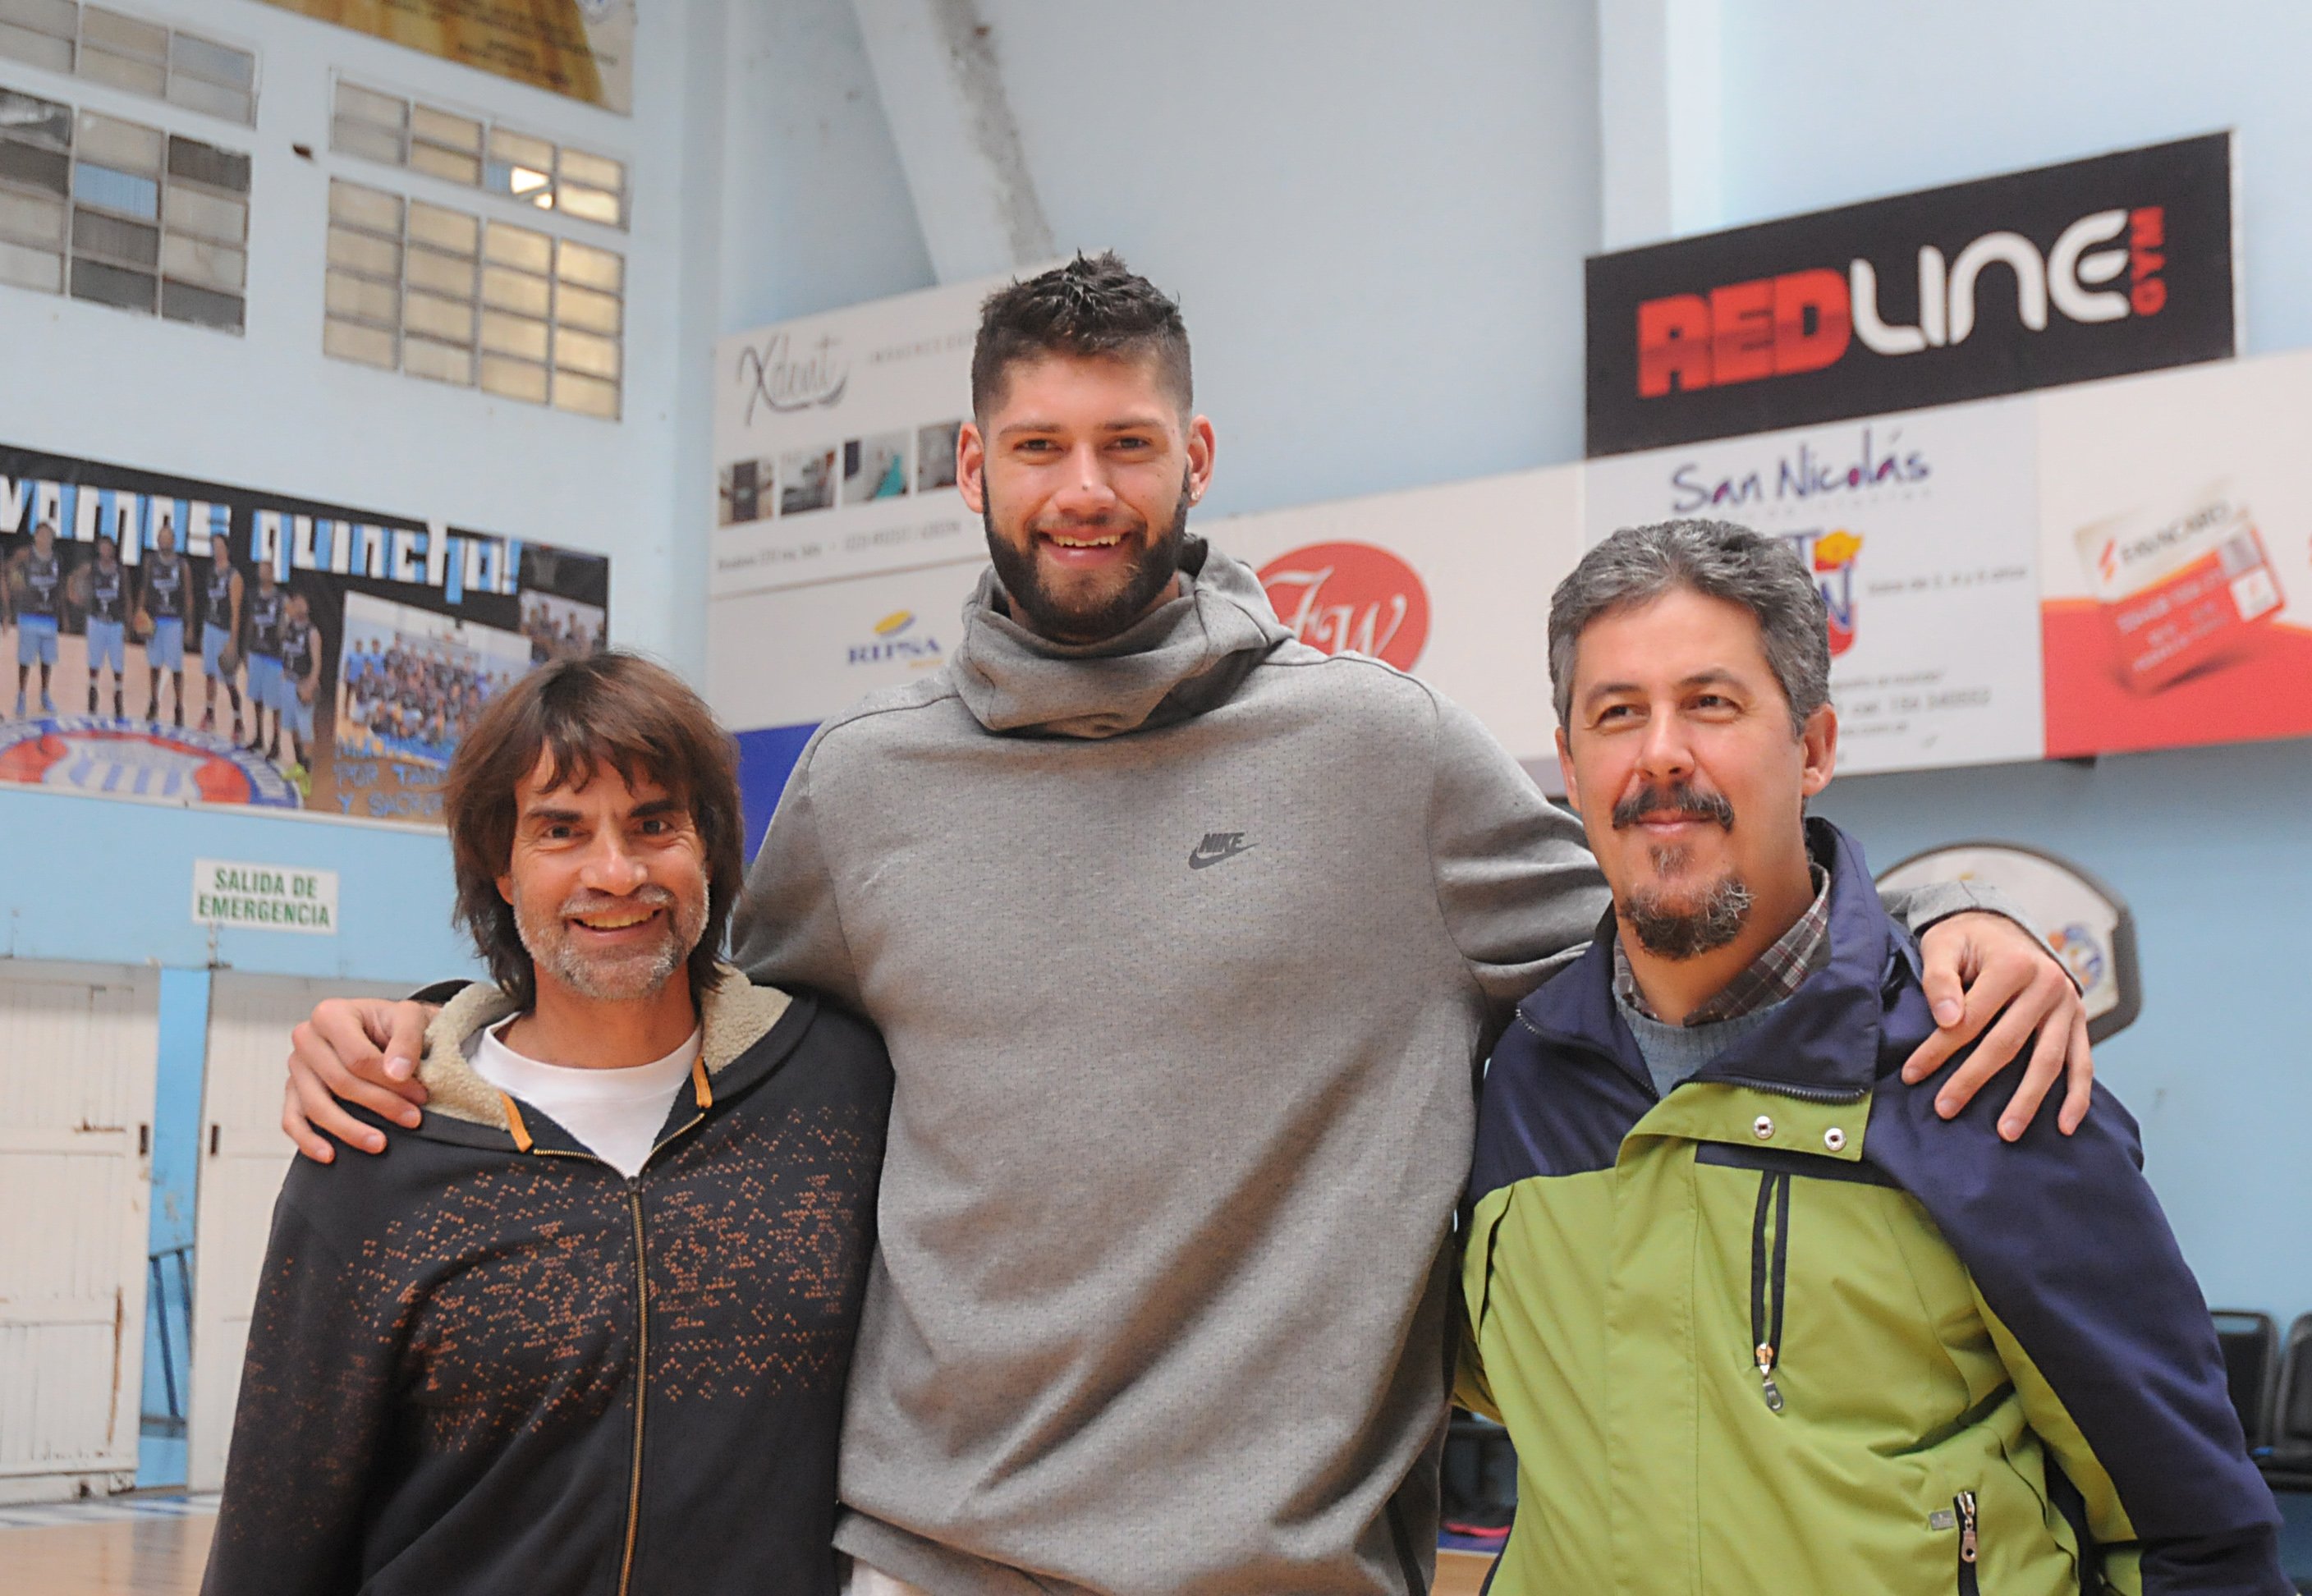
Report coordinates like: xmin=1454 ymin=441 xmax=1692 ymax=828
xmin=1612 ymin=863 xmax=1833 ymax=1027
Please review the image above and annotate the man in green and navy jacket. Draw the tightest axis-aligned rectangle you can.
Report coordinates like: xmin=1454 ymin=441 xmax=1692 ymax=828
xmin=1461 ymin=519 xmax=2285 ymax=1596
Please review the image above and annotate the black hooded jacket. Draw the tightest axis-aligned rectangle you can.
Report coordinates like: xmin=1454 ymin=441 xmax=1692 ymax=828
xmin=203 ymin=971 xmax=891 ymax=1596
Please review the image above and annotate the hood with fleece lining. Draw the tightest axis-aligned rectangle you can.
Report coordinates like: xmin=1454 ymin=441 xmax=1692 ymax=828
xmin=415 ymin=964 xmax=793 ymax=1134
xmin=950 ymin=536 xmax=1296 ymax=740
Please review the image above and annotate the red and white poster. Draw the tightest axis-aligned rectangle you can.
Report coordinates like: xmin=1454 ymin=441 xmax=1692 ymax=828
xmin=1585 ymin=401 xmax=2045 ymax=776
xmin=1208 ymin=466 xmax=1583 ymax=770
xmin=2035 ymin=348 xmax=2312 ymax=757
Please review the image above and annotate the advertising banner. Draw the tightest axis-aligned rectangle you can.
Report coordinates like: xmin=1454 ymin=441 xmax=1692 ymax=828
xmin=1208 ymin=466 xmax=1585 ymax=770
xmin=709 ymin=558 xmax=983 ymax=745
xmin=1585 ymin=402 xmax=2044 ymax=775
xmin=0 ymin=444 xmax=608 ymax=825
xmin=713 ymin=268 xmax=1048 ymax=599
xmin=255 ymin=0 xmax=635 ymax=115
xmin=2035 ymin=348 xmax=2312 ymax=757
xmin=1586 ymin=135 xmax=2236 ymax=457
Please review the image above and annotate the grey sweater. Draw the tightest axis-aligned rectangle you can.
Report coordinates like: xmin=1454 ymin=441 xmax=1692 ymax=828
xmin=731 ymin=539 xmax=1992 ymax=1596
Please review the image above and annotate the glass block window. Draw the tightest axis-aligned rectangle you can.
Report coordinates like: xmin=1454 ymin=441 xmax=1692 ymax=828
xmin=0 ymin=86 xmax=70 ymax=294
xmin=0 ymin=86 xmax=245 ymax=328
xmin=331 ymin=77 xmax=628 ymax=231
xmin=0 ymin=2 xmax=256 ymax=125
xmin=323 ymin=178 xmax=622 ymax=419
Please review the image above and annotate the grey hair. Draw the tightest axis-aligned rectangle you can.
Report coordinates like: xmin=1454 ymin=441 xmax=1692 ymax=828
xmin=1548 ymin=518 xmax=1831 ymax=739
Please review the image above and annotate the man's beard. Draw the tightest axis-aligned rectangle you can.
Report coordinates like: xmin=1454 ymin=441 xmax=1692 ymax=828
xmin=515 ymin=883 xmax=708 ymax=1002
xmin=984 ymin=469 xmax=1192 ymax=644
xmin=1612 ymin=780 xmax=1751 ymax=961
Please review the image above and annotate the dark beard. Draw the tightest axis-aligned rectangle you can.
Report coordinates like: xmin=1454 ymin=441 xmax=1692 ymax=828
xmin=1612 ymin=778 xmax=1747 ymax=958
xmin=1625 ymin=873 xmax=1754 ymax=959
xmin=985 ymin=470 xmax=1192 ymax=644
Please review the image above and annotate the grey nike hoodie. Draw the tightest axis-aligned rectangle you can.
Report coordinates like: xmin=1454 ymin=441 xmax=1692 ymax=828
xmin=732 ymin=539 xmax=2000 ymax=1596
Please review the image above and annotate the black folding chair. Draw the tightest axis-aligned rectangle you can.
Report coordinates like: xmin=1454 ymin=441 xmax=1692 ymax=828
xmin=2214 ymin=1309 xmax=2280 ymax=1455
xmin=2265 ymin=1312 xmax=2312 ymax=1491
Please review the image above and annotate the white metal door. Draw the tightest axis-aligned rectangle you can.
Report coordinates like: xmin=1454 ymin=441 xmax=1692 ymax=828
xmin=187 ymin=973 xmax=410 ymax=1493
xmin=0 ymin=961 xmax=158 ymax=1505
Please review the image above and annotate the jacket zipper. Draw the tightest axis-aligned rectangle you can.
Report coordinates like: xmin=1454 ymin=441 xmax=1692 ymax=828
xmin=513 ymin=1112 xmax=707 ymax=1596
xmin=1748 ymin=1170 xmax=1792 ymax=1412
xmin=617 ymin=1186 xmax=649 ymax=1596
xmin=1711 ymin=1073 xmax=1868 ymax=1105
xmin=1954 ymin=1491 xmax=1979 ymax=1596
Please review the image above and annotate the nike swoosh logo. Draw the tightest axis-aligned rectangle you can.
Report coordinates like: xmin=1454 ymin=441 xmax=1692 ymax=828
xmin=1188 ymin=841 xmax=1255 ymax=870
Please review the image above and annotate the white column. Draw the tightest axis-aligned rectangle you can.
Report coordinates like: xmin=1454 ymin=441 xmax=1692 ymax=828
xmin=1598 ymin=0 xmax=1725 ymax=250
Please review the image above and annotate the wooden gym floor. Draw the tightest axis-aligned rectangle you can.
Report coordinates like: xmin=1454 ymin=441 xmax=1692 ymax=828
xmin=0 ymin=1495 xmax=1496 ymax=1594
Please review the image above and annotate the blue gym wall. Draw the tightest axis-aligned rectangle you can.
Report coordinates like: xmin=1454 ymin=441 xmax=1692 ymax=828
xmin=0 ymin=0 xmax=2301 ymax=1352
xmin=722 ymin=0 xmax=2310 ymax=1326
xmin=1718 ymin=0 xmax=2312 ymax=1327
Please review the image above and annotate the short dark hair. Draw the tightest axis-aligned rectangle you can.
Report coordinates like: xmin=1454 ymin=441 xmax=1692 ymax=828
xmin=442 ymin=650 xmax=745 ymax=1013
xmin=1548 ymin=518 xmax=1832 ymax=740
xmin=970 ymin=251 xmax=1192 ymax=419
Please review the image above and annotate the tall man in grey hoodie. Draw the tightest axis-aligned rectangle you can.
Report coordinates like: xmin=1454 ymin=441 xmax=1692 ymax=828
xmin=284 ymin=255 xmax=2091 ymax=1596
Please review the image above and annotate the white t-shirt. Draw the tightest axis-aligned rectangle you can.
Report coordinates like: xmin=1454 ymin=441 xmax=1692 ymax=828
xmin=471 ymin=1017 xmax=702 ymax=1177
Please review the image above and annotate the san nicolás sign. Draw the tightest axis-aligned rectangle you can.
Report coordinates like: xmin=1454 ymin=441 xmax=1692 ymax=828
xmin=1585 ymin=134 xmax=2237 ymax=456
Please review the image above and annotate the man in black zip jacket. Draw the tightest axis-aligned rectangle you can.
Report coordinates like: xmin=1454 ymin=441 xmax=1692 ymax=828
xmin=204 ymin=651 xmax=892 ymax=1596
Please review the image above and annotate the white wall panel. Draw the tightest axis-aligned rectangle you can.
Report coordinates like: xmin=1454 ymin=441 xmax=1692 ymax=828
xmin=0 ymin=961 xmax=156 ymax=1503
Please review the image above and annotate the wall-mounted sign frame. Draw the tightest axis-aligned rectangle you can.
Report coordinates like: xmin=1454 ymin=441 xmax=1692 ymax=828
xmin=1875 ymin=841 xmax=2141 ymax=1042
xmin=1585 ymin=134 xmax=2239 ymax=457
xmin=0 ymin=443 xmax=608 ymax=825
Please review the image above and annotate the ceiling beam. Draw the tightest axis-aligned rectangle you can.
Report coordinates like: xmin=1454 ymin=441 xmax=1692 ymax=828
xmin=850 ymin=0 xmax=1055 ymax=282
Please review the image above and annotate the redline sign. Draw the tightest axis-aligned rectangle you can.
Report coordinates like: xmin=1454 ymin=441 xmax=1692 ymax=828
xmin=1587 ymin=135 xmax=2236 ymax=456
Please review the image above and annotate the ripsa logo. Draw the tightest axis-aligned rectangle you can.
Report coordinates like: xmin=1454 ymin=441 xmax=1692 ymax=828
xmin=1638 ymin=206 xmax=2171 ymax=398
xmin=1778 ymin=529 xmax=1864 ymax=658
xmin=1669 ymin=426 xmax=1929 ymax=514
xmin=846 ymin=610 xmax=943 ymax=668
xmin=736 ymin=331 xmax=849 ymax=422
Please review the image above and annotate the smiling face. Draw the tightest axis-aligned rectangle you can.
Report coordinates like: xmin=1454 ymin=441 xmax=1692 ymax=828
xmin=495 ymin=754 xmax=709 ymax=1006
xmin=1557 ymin=585 xmax=1835 ymax=961
xmin=960 ymin=351 xmax=1214 ymax=644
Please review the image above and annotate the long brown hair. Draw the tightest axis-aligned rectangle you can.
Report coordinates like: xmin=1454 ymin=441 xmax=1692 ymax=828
xmin=442 ymin=651 xmax=745 ymax=1012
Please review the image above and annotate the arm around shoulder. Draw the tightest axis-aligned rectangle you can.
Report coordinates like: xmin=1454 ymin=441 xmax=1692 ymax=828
xmin=729 ymin=733 xmax=865 ymax=1012
xmin=1423 ymin=692 xmax=1608 ymax=1024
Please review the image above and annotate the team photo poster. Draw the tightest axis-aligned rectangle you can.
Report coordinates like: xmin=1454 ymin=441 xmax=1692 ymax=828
xmin=0 ymin=444 xmax=608 ymax=825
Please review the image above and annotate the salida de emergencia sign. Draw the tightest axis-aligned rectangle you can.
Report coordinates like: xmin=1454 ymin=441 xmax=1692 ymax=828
xmin=191 ymin=859 xmax=339 ymax=935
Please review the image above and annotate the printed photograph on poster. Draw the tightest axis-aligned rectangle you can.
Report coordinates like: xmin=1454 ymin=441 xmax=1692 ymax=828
xmin=255 ymin=0 xmax=635 ymax=114
xmin=2035 ymin=348 xmax=2312 ymax=757
xmin=0 ymin=443 xmax=608 ymax=825
xmin=718 ymin=458 xmax=774 ymax=526
xmin=1207 ymin=466 xmax=1584 ymax=773
xmin=843 ymin=433 xmax=911 ymax=506
xmin=711 ymin=268 xmax=1053 ymax=597
xmin=916 ymin=422 xmax=961 ymax=493
xmin=1584 ymin=401 xmax=2044 ymax=776
xmin=522 ymin=589 xmax=606 ymax=663
xmin=338 ymin=595 xmax=530 ymax=770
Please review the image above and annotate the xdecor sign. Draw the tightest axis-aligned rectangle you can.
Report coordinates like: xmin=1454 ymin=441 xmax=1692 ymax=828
xmin=1585 ymin=135 xmax=2238 ymax=456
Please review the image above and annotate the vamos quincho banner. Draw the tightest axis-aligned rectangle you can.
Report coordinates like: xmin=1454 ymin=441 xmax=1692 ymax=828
xmin=0 ymin=444 xmax=608 ymax=825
